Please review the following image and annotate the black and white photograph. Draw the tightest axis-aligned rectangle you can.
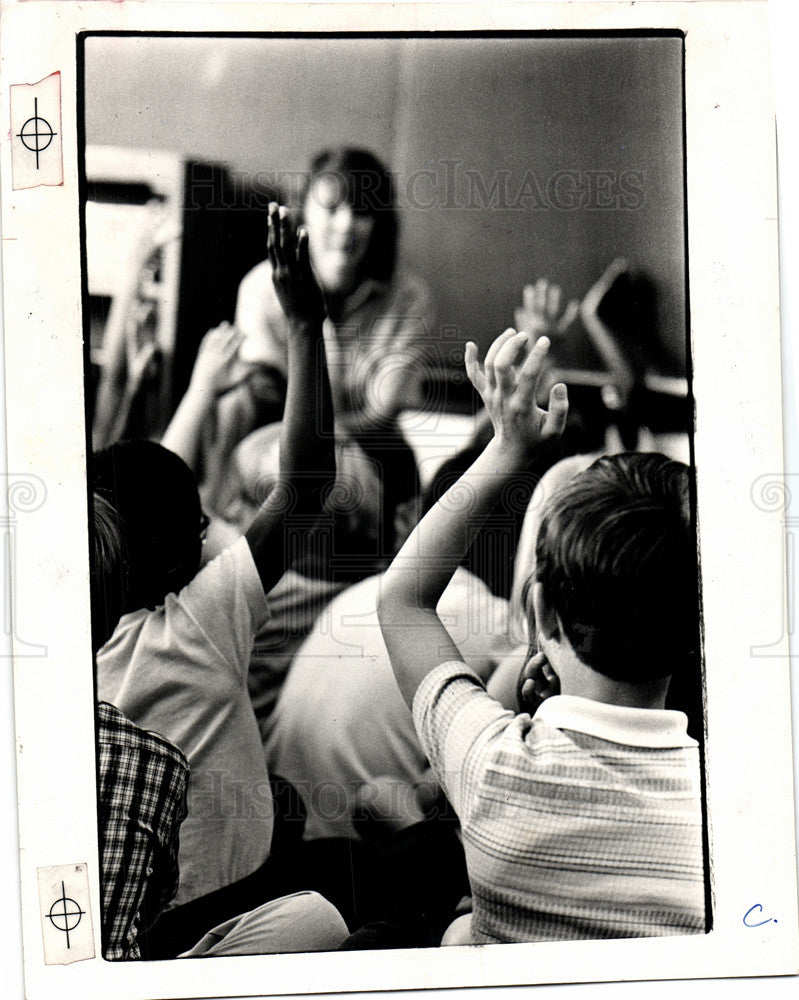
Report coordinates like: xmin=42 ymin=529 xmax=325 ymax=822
xmin=1 ymin=3 xmax=797 ymax=999
xmin=81 ymin=29 xmax=710 ymax=960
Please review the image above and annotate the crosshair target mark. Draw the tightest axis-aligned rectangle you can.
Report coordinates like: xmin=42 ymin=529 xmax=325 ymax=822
xmin=17 ymin=97 xmax=57 ymax=170
xmin=47 ymin=880 xmax=84 ymax=949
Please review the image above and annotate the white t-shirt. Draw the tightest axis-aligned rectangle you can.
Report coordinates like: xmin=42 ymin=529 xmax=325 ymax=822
xmin=96 ymin=537 xmax=272 ymax=907
xmin=264 ymin=567 xmax=512 ymax=840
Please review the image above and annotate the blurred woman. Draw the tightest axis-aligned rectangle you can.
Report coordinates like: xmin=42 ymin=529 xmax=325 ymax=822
xmin=204 ymin=148 xmax=436 ymax=545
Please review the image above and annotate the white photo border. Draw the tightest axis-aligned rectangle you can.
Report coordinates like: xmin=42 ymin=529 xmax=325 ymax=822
xmin=1 ymin=2 xmax=797 ymax=999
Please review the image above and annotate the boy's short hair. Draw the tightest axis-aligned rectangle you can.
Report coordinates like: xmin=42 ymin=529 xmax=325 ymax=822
xmin=90 ymin=492 xmax=127 ymax=653
xmin=92 ymin=441 xmax=202 ymax=613
xmin=534 ymin=452 xmax=697 ymax=683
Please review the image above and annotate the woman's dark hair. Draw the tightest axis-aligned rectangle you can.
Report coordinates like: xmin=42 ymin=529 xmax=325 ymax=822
xmin=534 ymin=452 xmax=699 ymax=683
xmin=300 ymin=147 xmax=398 ymax=283
xmin=90 ymin=493 xmax=128 ymax=654
xmin=92 ymin=441 xmax=202 ymax=613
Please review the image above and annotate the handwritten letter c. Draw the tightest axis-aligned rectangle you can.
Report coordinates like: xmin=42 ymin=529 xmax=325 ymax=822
xmin=743 ymin=904 xmax=777 ymax=927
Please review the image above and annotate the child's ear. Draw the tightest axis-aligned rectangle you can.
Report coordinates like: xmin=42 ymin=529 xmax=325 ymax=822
xmin=532 ymin=582 xmax=559 ymax=642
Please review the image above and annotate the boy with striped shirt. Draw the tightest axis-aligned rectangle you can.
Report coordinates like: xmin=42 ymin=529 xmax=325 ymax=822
xmin=378 ymin=328 xmax=705 ymax=944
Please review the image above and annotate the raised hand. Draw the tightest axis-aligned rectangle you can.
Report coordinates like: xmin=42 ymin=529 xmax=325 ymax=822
xmin=267 ymin=202 xmax=326 ymax=326
xmin=189 ymin=322 xmax=246 ymax=398
xmin=161 ymin=321 xmax=246 ymax=472
xmin=514 ymin=278 xmax=579 ymax=341
xmin=464 ymin=329 xmax=569 ymax=460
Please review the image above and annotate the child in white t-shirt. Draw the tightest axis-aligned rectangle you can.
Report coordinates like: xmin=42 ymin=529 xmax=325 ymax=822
xmin=95 ymin=205 xmax=346 ymax=955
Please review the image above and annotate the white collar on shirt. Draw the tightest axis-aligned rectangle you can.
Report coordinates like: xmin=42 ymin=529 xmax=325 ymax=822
xmin=536 ymin=694 xmax=698 ymax=749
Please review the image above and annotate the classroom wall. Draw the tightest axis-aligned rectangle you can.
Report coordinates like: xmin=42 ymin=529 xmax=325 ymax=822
xmin=84 ymin=34 xmax=685 ymax=371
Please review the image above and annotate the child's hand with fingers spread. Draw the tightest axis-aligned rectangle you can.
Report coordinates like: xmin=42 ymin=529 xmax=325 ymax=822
xmin=514 ymin=278 xmax=580 ymax=341
xmin=189 ymin=322 xmax=246 ymax=398
xmin=465 ymin=329 xmax=569 ymax=462
xmin=268 ymin=202 xmax=326 ymax=327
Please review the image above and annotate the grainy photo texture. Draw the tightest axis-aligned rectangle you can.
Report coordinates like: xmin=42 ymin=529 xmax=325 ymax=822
xmin=80 ymin=30 xmax=711 ymax=963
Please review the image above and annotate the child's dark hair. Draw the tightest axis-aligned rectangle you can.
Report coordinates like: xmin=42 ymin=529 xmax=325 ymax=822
xmin=90 ymin=492 xmax=128 ymax=654
xmin=92 ymin=441 xmax=202 ymax=613
xmin=301 ymin=147 xmax=398 ymax=283
xmin=534 ymin=452 xmax=698 ymax=683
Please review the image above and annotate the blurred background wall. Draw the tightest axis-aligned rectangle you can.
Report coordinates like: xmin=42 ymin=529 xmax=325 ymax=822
xmin=84 ymin=33 xmax=684 ymax=372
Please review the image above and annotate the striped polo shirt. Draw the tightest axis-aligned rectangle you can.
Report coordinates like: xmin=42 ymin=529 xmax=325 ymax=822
xmin=413 ymin=661 xmax=706 ymax=944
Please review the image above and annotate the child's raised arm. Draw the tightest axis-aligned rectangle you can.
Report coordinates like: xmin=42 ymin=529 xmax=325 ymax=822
xmin=161 ymin=322 xmax=245 ymax=473
xmin=378 ymin=329 xmax=568 ymax=707
xmin=244 ymin=203 xmax=335 ymax=594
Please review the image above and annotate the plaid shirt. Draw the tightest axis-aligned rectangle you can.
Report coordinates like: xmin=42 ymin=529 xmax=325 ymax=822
xmin=97 ymin=702 xmax=189 ymax=960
